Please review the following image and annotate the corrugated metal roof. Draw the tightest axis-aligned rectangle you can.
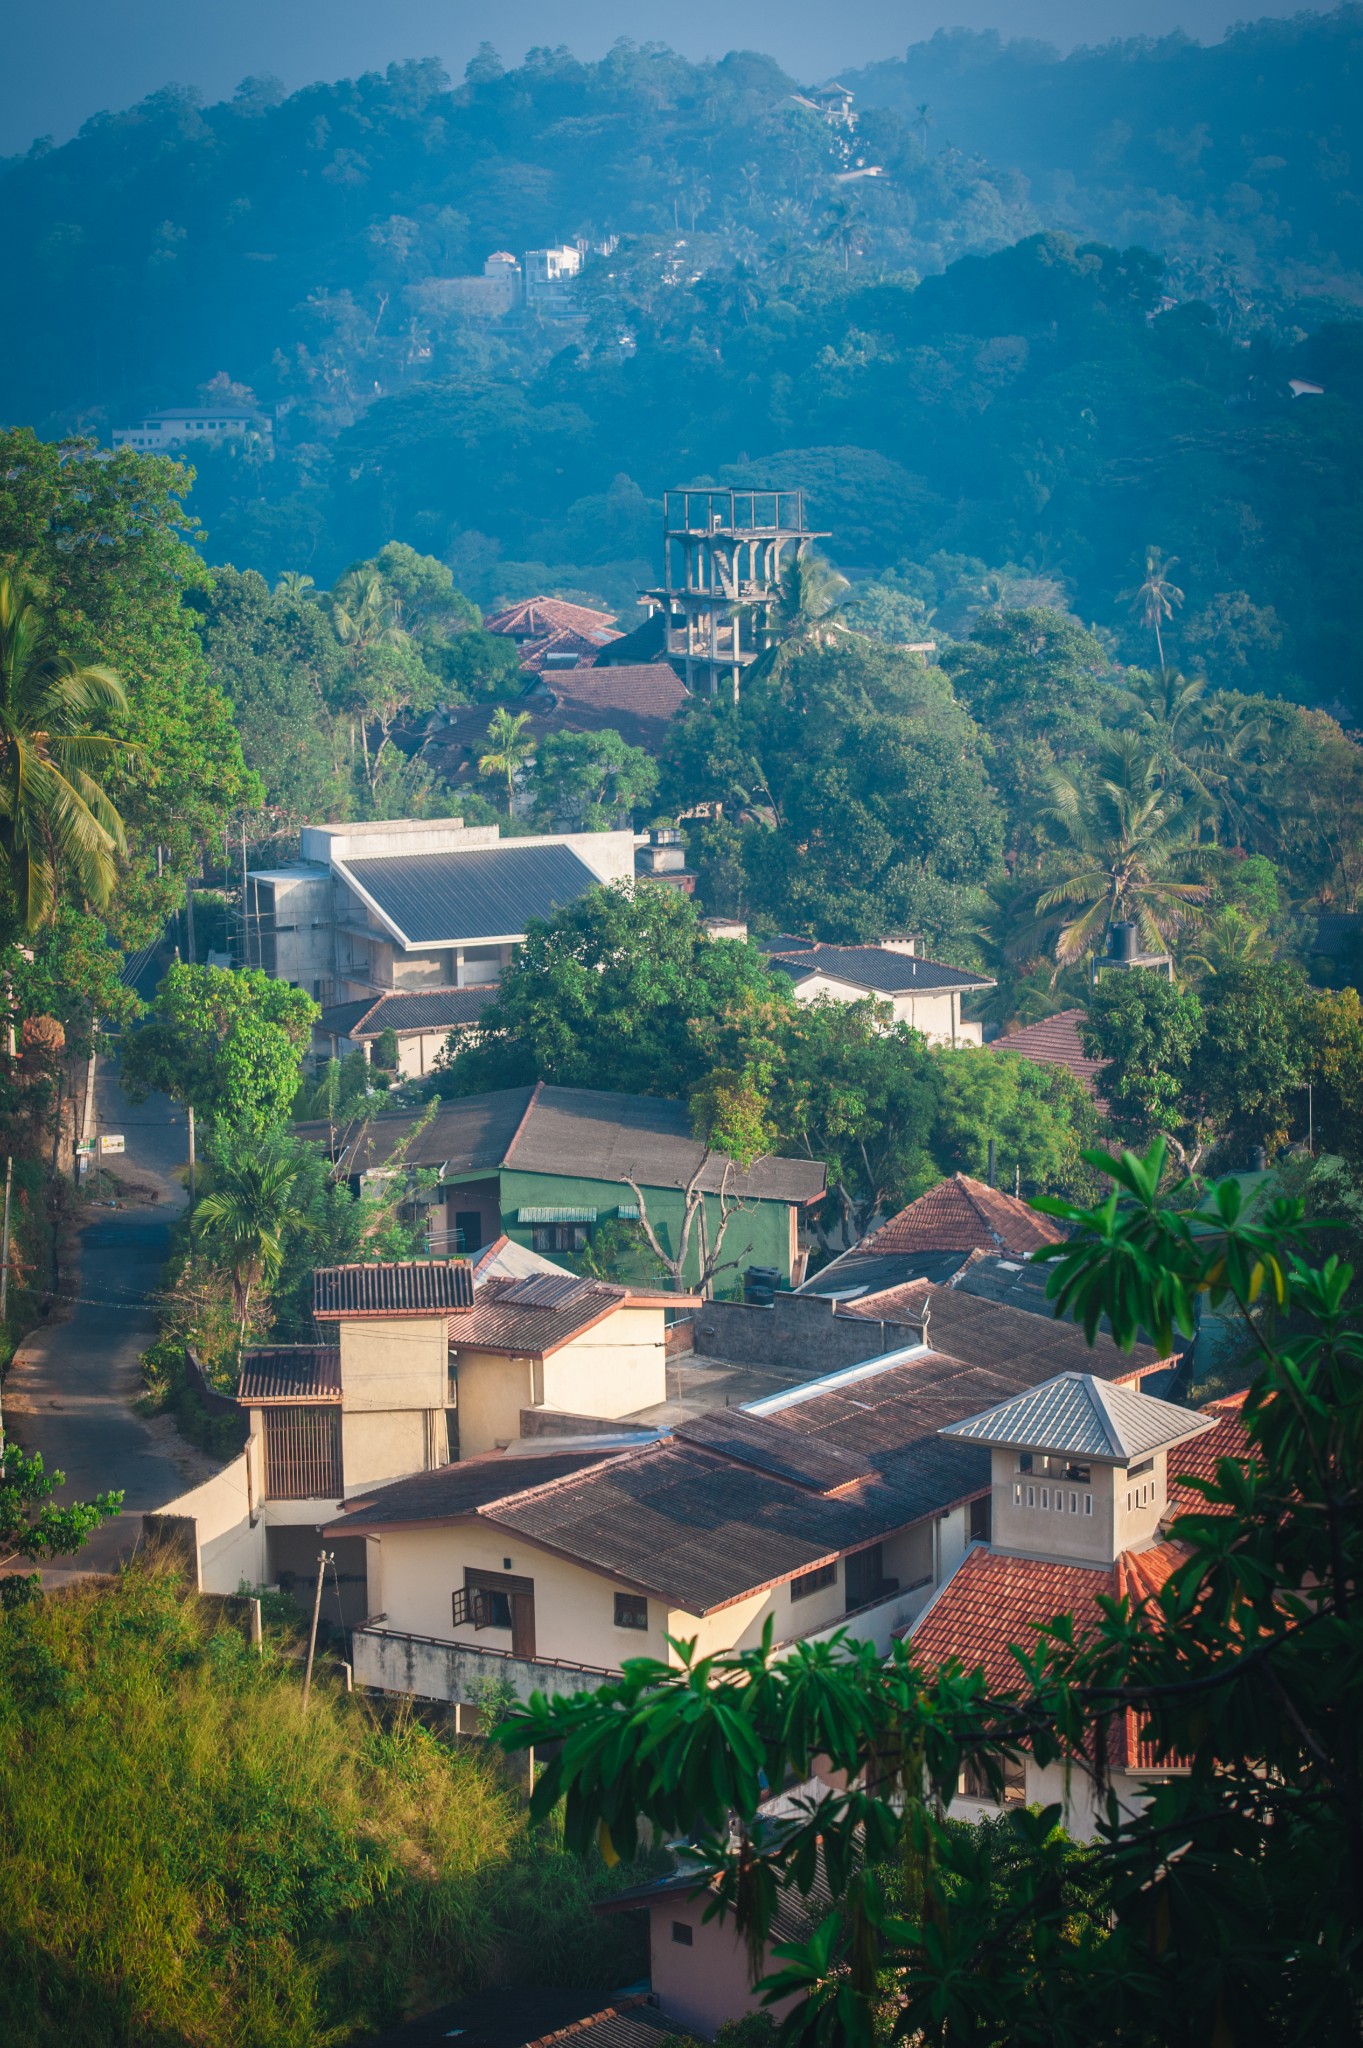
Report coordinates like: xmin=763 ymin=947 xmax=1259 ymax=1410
xmin=343 ymin=842 xmax=601 ymax=946
xmin=837 ymin=1280 xmax=1163 ymax=1385
xmin=769 ymin=944 xmax=994 ymax=995
xmin=315 ymin=1083 xmax=826 ymax=1204
xmin=450 ymin=1275 xmax=626 ymax=1356
xmin=313 ymin=1260 xmax=473 ymax=1318
xmin=237 ymin=1348 xmax=341 ymax=1404
xmin=940 ymin=1372 xmax=1215 ymax=1463
xmin=674 ymin=1408 xmax=876 ymax=1492
xmin=319 ymin=987 xmax=498 ymax=1038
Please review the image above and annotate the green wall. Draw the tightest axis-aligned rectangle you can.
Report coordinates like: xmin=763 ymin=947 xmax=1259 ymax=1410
xmin=442 ymin=1165 xmax=797 ymax=1293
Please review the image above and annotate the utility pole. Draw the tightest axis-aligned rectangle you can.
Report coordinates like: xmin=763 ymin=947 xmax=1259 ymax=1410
xmin=185 ymin=875 xmax=197 ymax=966
xmin=301 ymin=1548 xmax=333 ymax=1715
xmin=240 ymin=820 xmax=251 ymax=969
xmin=187 ymin=1102 xmax=196 ymax=1211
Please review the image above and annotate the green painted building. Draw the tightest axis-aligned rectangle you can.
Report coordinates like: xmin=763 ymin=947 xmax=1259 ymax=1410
xmin=308 ymin=1081 xmax=826 ymax=1293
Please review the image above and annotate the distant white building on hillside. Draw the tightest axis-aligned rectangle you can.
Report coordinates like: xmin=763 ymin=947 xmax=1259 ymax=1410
xmin=112 ymin=406 xmax=272 ymax=452
xmin=243 ymin=816 xmax=636 ymax=1009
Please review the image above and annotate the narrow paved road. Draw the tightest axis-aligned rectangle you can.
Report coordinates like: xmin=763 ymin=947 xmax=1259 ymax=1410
xmin=6 ymin=1057 xmax=205 ymax=1576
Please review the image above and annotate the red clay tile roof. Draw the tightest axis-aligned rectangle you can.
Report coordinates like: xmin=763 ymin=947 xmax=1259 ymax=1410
xmin=518 ymin=626 xmax=618 ymax=674
xmin=521 ymin=665 xmax=687 ymax=752
xmin=908 ymin=1540 xmax=1186 ymax=1768
xmin=859 ymin=1176 xmax=1065 ymax=1259
xmin=991 ymin=1009 xmax=1110 ymax=1108
xmin=1165 ymin=1392 xmax=1255 ymax=1516
xmin=482 ymin=596 xmax=620 ymax=641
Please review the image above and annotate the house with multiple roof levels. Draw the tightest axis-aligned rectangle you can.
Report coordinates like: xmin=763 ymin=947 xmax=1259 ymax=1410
xmin=300 ymin=1080 xmax=826 ymax=1284
xmin=244 ymin=816 xmax=636 ymax=1008
xmin=906 ymin=1372 xmax=1241 ymax=1836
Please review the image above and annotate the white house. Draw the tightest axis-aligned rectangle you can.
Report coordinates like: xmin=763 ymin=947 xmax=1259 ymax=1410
xmin=112 ymin=406 xmax=272 ymax=452
xmin=762 ymin=939 xmax=994 ymax=1046
xmin=244 ymin=815 xmax=636 ymax=1007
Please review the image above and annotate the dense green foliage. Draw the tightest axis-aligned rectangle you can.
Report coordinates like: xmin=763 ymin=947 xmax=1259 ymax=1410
xmin=0 ymin=1561 xmax=650 ymax=2046
xmin=121 ymin=962 xmax=317 ymax=1133
xmin=3 ymin=32 xmax=1360 ymax=714
xmin=501 ymin=1146 xmax=1363 ymax=2045
xmin=437 ymin=887 xmax=1102 ymax=1240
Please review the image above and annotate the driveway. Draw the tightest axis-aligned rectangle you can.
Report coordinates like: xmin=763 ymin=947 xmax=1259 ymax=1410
xmin=6 ymin=1057 xmax=212 ymax=1576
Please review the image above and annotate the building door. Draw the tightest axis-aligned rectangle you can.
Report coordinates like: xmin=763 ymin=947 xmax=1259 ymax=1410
xmin=466 ymin=1570 xmax=536 ymax=1659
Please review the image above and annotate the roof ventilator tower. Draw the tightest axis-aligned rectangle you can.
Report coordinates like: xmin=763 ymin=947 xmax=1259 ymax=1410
xmin=647 ymin=489 xmax=828 ymax=699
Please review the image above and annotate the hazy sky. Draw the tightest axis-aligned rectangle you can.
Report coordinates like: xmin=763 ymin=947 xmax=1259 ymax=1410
xmin=4 ymin=0 xmax=1320 ymax=156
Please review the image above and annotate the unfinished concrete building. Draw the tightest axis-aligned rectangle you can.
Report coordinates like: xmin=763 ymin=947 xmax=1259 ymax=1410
xmin=646 ymin=488 xmax=827 ymax=697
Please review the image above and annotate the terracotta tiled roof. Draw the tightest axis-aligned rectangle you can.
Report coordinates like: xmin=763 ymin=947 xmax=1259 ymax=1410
xmin=908 ymin=1539 xmax=1186 ymax=1767
xmin=313 ymin=1260 xmax=474 ymax=1318
xmin=859 ymin=1175 xmax=1065 ymax=1259
xmin=521 ymin=665 xmax=687 ymax=751
xmin=518 ymin=626 xmax=618 ymax=674
xmin=1165 ymin=1392 xmax=1255 ymax=1516
xmin=991 ymin=1009 xmax=1110 ymax=1108
xmin=482 ymin=596 xmax=620 ymax=641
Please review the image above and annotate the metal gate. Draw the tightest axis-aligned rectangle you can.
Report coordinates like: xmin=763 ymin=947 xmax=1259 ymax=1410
xmin=262 ymin=1406 xmax=343 ymax=1500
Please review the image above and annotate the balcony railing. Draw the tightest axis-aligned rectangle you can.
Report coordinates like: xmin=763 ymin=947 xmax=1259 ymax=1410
xmin=351 ymin=1625 xmax=620 ymax=1706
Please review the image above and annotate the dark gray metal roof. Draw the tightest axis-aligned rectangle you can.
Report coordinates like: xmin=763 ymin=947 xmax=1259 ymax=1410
xmin=940 ymin=1372 xmax=1215 ymax=1463
xmin=343 ymin=842 xmax=600 ymax=946
xmin=237 ymin=1348 xmax=341 ymax=1404
xmin=318 ymin=1084 xmax=827 ymax=1205
xmin=318 ymin=987 xmax=497 ymax=1038
xmin=769 ymin=944 xmax=994 ymax=995
xmin=800 ymin=1249 xmax=970 ymax=1298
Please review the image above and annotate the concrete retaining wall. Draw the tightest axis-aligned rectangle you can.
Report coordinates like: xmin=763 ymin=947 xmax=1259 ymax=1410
xmin=143 ymin=1445 xmax=265 ymax=1593
xmin=352 ymin=1626 xmax=618 ymax=1706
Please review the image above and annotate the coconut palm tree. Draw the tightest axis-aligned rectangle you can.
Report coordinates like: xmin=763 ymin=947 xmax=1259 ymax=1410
xmin=195 ymin=1139 xmax=311 ymax=1357
xmin=478 ymin=707 xmax=536 ymax=805
xmin=327 ymin=569 xmax=410 ymax=786
xmin=1182 ymin=906 xmax=1274 ymax=979
xmin=747 ymin=554 xmax=850 ymax=691
xmin=1122 ymin=549 xmax=1184 ymax=674
xmin=0 ymin=572 xmax=134 ymax=930
xmin=1031 ymin=740 xmax=1209 ymax=967
xmin=274 ymin=571 xmax=316 ymax=601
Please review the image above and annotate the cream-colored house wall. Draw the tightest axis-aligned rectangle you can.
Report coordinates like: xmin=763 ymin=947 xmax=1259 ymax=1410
xmin=339 ymin=1315 xmax=447 ymax=1412
xmin=342 ymin=1407 xmax=442 ymax=1494
xmin=454 ymin=1350 xmax=535 ymax=1459
xmin=540 ymin=1308 xmax=667 ymax=1418
xmin=367 ymin=1521 xmax=667 ymax=1670
xmin=950 ymin=1756 xmax=1168 ymax=1843
xmin=992 ymin=1448 xmax=1169 ymax=1565
xmin=790 ymin=973 xmax=966 ymax=1046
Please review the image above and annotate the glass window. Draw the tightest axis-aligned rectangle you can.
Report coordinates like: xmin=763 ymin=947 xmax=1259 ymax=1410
xmin=1085 ymin=1494 xmax=1092 ymax=1515
xmin=791 ymin=1561 xmax=837 ymax=1601
xmin=614 ymin=1592 xmax=648 ymax=1631
xmin=671 ymin=1921 xmax=693 ymax=1946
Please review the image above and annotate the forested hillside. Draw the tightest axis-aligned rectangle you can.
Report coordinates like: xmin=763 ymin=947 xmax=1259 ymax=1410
xmin=1 ymin=16 xmax=1360 ymax=715
xmin=853 ymin=9 xmax=1363 ymax=317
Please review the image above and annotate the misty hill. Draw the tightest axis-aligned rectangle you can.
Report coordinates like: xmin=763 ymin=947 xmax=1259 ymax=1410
xmin=852 ymin=7 xmax=1363 ymax=315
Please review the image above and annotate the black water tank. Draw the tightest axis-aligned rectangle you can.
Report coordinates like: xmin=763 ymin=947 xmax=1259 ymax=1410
xmin=1109 ymin=920 xmax=1139 ymax=962
xmin=1249 ymin=1145 xmax=1268 ymax=1173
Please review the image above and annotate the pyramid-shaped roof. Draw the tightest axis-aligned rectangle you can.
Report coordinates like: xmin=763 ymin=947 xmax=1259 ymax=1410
xmin=859 ymin=1174 xmax=1064 ymax=1258
xmin=939 ymin=1371 xmax=1214 ymax=1465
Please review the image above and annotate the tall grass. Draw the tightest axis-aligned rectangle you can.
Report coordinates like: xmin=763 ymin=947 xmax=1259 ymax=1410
xmin=0 ymin=1560 xmax=648 ymax=2046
